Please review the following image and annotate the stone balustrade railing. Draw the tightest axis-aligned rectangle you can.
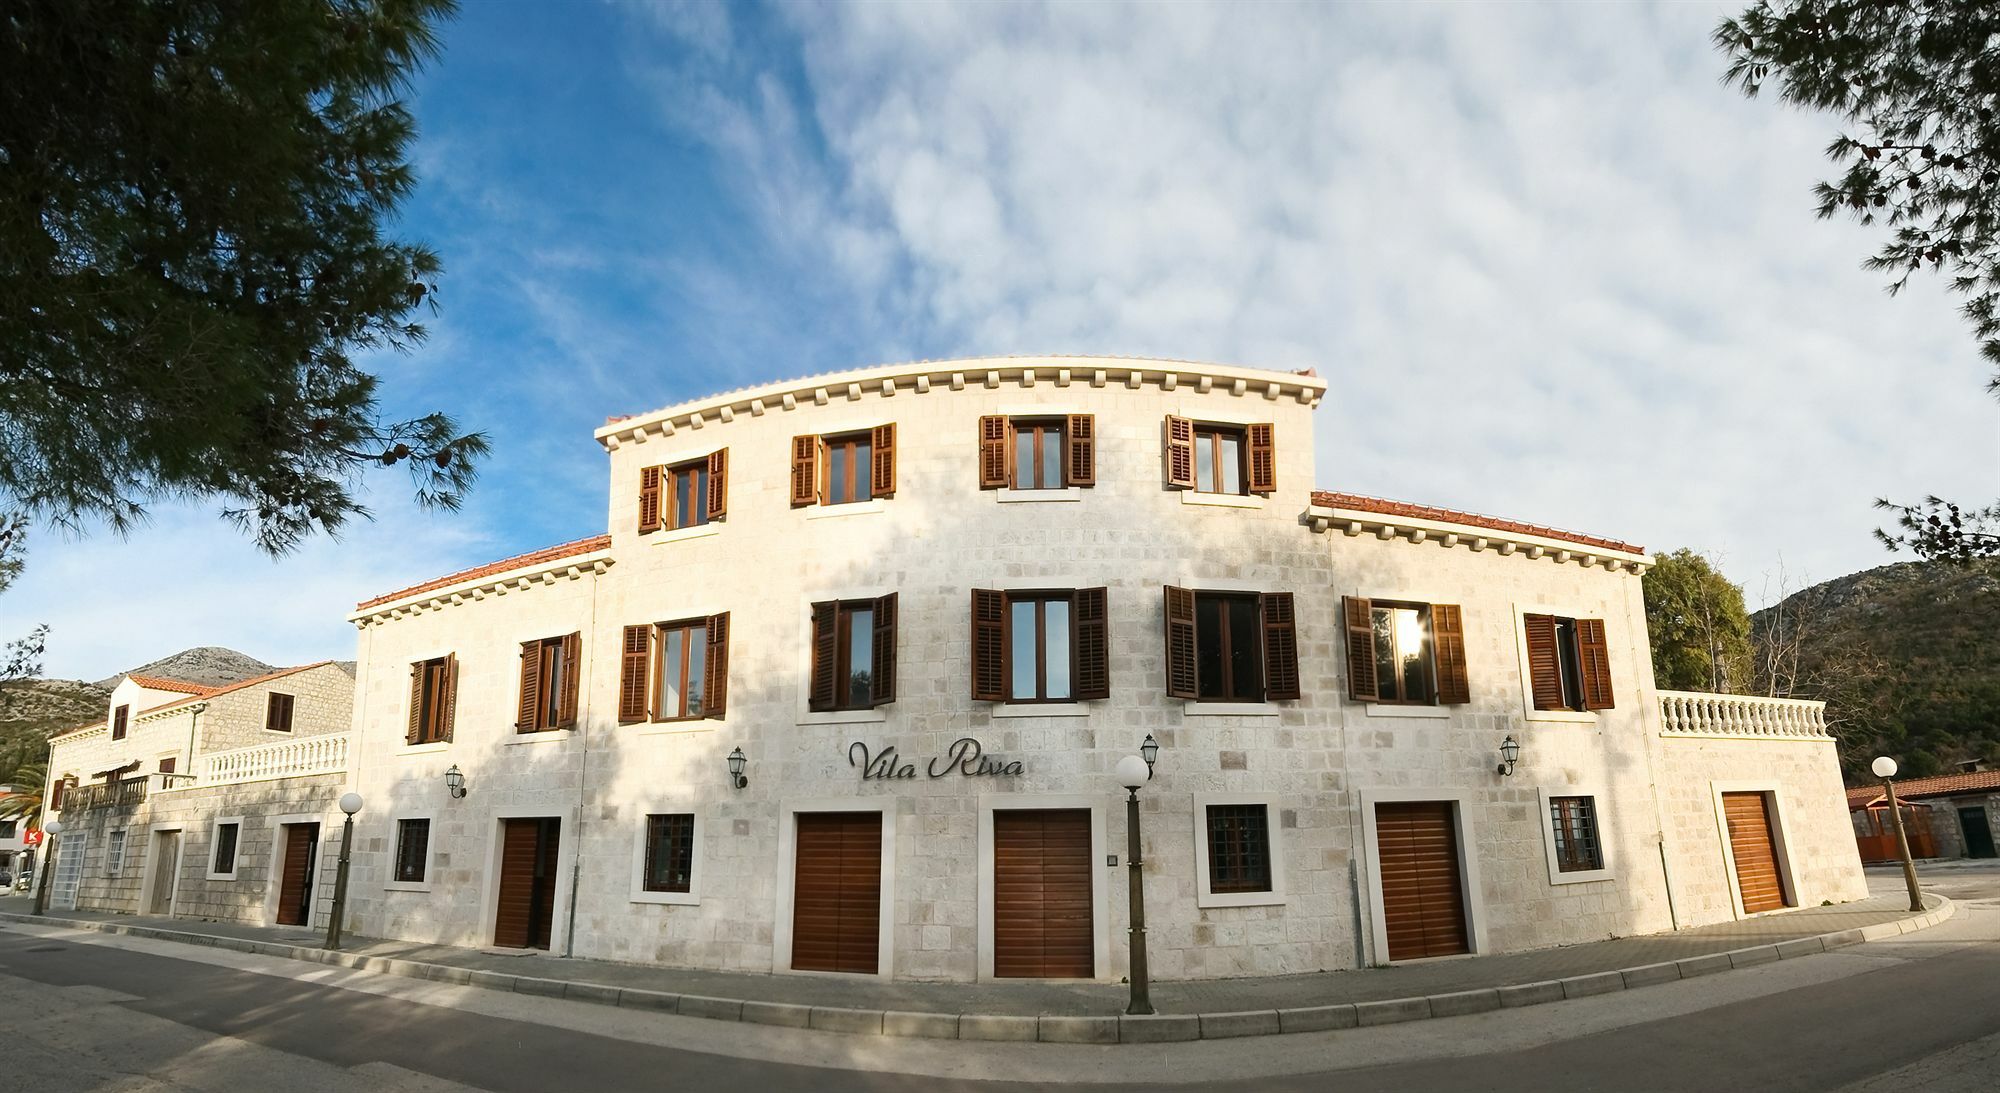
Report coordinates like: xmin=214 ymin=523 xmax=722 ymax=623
xmin=199 ymin=733 xmax=349 ymax=787
xmin=1657 ymin=690 xmax=1831 ymax=740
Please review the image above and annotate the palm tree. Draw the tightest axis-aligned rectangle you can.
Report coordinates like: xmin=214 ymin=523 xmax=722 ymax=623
xmin=0 ymin=762 xmax=46 ymax=831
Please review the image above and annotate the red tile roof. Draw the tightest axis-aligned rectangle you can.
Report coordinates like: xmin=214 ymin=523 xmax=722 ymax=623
xmin=355 ymin=535 xmax=612 ymax=610
xmin=126 ymin=674 xmax=217 ymax=695
xmin=1847 ymin=770 xmax=2000 ymax=810
xmin=137 ymin=662 xmax=337 ymax=718
xmin=1310 ymin=491 xmax=1645 ymax=555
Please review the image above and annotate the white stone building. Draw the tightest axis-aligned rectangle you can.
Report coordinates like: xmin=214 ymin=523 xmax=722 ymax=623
xmin=340 ymin=355 xmax=1867 ymax=981
xmin=43 ymin=663 xmax=354 ymax=927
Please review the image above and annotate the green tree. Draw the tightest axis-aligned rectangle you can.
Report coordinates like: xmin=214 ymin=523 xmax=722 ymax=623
xmin=0 ymin=0 xmax=485 ymax=559
xmin=0 ymin=762 xmax=47 ymax=831
xmin=1643 ymin=549 xmax=1753 ymax=692
xmin=1714 ymin=1 xmax=2000 ymax=562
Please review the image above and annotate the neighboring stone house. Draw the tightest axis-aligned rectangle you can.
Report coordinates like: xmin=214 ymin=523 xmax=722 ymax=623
xmin=339 ymin=355 xmax=1866 ymax=982
xmin=1848 ymin=768 xmax=2000 ymax=862
xmin=43 ymin=662 xmax=354 ymax=928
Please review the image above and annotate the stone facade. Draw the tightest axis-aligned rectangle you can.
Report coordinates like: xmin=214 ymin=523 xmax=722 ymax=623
xmin=340 ymin=356 xmax=1868 ymax=982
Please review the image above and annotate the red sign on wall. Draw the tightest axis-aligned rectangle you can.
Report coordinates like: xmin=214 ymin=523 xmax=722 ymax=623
xmin=22 ymin=828 xmax=43 ymax=847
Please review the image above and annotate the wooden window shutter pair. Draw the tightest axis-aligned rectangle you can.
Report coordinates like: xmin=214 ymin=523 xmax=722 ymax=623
xmin=517 ymin=634 xmax=584 ymax=730
xmin=791 ymin=428 xmax=896 ymax=503
xmin=1245 ymin=422 xmax=1276 ymax=494
xmin=406 ymin=657 xmax=454 ymax=743
xmin=1577 ymin=618 xmax=1614 ymax=710
xmin=1523 ymin=614 xmax=1564 ymax=710
xmin=516 ymin=642 xmax=543 ymax=730
xmin=638 ymin=466 xmax=663 ymax=532
xmin=407 ymin=662 xmax=424 ymax=743
xmin=618 ymin=625 xmax=652 ymax=723
xmin=1163 ymin=416 xmax=1196 ymax=489
xmin=969 ymin=588 xmax=1110 ymax=701
xmin=806 ymin=595 xmax=897 ymax=710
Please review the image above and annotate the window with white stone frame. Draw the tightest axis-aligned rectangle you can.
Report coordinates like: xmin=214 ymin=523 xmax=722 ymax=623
xmin=1537 ymin=788 xmax=1613 ymax=884
xmin=105 ymin=829 xmax=125 ymax=877
xmin=206 ymin=817 xmax=243 ymax=880
xmin=1192 ymin=794 xmax=1288 ymax=908
xmin=631 ymin=811 xmax=702 ymax=906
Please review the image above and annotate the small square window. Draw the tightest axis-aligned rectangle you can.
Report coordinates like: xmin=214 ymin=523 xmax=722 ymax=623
xmin=1205 ymin=804 xmax=1273 ymax=893
xmin=266 ymin=692 xmax=295 ymax=733
xmin=112 ymin=704 xmax=129 ymax=741
xmin=394 ymin=819 xmax=430 ymax=883
xmin=1550 ymin=796 xmax=1604 ymax=873
xmin=211 ymin=822 xmax=240 ymax=876
xmin=642 ymin=814 xmax=695 ymax=894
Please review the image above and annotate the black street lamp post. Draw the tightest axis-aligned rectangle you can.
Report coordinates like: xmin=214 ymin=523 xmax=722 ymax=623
xmin=325 ymin=792 xmax=363 ymax=950
xmin=1871 ymin=756 xmax=1924 ymax=913
xmin=1114 ymin=753 xmax=1154 ymax=1016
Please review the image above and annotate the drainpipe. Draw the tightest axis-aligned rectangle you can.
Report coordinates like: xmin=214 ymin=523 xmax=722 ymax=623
xmin=562 ymin=563 xmax=603 ymax=959
xmin=182 ymin=703 xmax=208 ymax=783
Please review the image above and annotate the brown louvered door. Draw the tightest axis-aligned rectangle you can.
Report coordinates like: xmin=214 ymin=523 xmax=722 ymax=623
xmin=1723 ymin=793 xmax=1789 ymax=913
xmin=1375 ymin=802 xmax=1470 ymax=961
xmin=274 ymin=823 xmax=318 ymax=926
xmin=993 ymin=809 xmax=1094 ymax=978
xmin=792 ymin=812 xmax=883 ymax=974
xmin=494 ymin=818 xmax=561 ymax=950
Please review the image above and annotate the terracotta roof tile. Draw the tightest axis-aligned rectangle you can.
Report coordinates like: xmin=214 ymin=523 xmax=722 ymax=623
xmin=1847 ymin=770 xmax=2000 ymax=809
xmin=138 ymin=662 xmax=336 ymax=717
xmin=1311 ymin=490 xmax=1644 ymax=555
xmin=125 ymin=674 xmax=217 ymax=695
xmin=355 ymin=535 xmax=612 ymax=611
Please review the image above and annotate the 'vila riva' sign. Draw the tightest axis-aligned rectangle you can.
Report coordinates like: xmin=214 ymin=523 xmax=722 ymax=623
xmin=849 ymin=737 xmax=1024 ymax=780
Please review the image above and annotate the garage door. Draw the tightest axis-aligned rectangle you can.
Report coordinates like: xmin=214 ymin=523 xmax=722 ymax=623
xmin=792 ymin=812 xmax=883 ymax=974
xmin=993 ymin=809 xmax=1094 ymax=978
xmin=1375 ymin=801 xmax=1469 ymax=961
xmin=1723 ymin=792 xmax=1789 ymax=914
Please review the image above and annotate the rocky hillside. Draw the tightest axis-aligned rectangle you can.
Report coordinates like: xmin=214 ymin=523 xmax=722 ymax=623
xmin=1751 ymin=559 xmax=2000 ymax=782
xmin=94 ymin=646 xmax=273 ymax=689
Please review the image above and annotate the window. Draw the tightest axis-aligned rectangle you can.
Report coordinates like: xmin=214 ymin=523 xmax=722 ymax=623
xmin=406 ymin=656 xmax=457 ymax=744
xmin=1163 ymin=416 xmax=1275 ymax=495
xmin=809 ymin=595 xmax=898 ymax=711
xmin=112 ymin=704 xmax=129 ymax=741
xmin=106 ymin=830 xmax=125 ymax=877
xmin=211 ymin=821 xmax=240 ymax=877
xmin=791 ymin=425 xmax=896 ymax=506
xmin=1523 ymin=614 xmax=1614 ymax=712
xmin=978 ymin=414 xmax=1096 ymax=490
xmin=157 ymin=757 xmax=176 ymax=774
xmin=970 ymin=589 xmax=1109 ymax=703
xmin=0 ymin=819 xmax=16 ymax=839
xmin=642 ymin=814 xmax=695 ymax=893
xmin=265 ymin=692 xmax=295 ymax=733
xmin=1162 ymin=588 xmax=1300 ymax=703
xmin=618 ymin=616 xmax=729 ymax=723
xmin=1205 ymin=804 xmax=1273 ymax=893
xmin=1343 ymin=598 xmax=1470 ymax=705
xmin=394 ymin=819 xmax=430 ymax=883
xmin=1549 ymin=796 xmax=1604 ymax=873
xmin=517 ymin=633 xmax=581 ymax=732
xmin=638 ymin=451 xmax=728 ymax=533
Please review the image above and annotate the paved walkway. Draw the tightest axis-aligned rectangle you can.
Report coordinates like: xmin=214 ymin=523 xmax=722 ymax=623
xmin=0 ymin=889 xmax=1932 ymax=1016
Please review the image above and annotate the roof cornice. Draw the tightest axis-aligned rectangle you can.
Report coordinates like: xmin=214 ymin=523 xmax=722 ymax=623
xmin=1306 ymin=500 xmax=1650 ymax=574
xmin=350 ymin=546 xmax=614 ymax=625
xmin=595 ymin=356 xmax=1327 ymax=450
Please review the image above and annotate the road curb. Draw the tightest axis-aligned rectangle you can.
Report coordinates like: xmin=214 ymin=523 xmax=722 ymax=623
xmin=0 ymin=895 xmax=1954 ymax=1045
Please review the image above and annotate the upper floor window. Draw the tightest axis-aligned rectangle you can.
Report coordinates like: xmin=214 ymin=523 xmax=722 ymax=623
xmin=1163 ymin=587 xmax=1300 ymax=703
xmin=618 ymin=616 xmax=729 ymax=724
xmin=517 ymin=634 xmax=581 ymax=732
xmin=406 ymin=655 xmax=457 ymax=745
xmin=792 ymin=425 xmax=896 ymax=507
xmin=1163 ymin=416 xmax=1275 ymax=496
xmin=809 ymin=595 xmax=897 ymax=711
xmin=1524 ymin=614 xmax=1614 ymax=712
xmin=265 ymin=692 xmax=295 ymax=733
xmin=638 ymin=450 xmax=727 ymax=534
xmin=111 ymin=704 xmax=129 ymax=741
xmin=1343 ymin=597 xmax=1471 ymax=706
xmin=978 ymin=414 xmax=1096 ymax=490
xmin=970 ymin=588 xmax=1110 ymax=703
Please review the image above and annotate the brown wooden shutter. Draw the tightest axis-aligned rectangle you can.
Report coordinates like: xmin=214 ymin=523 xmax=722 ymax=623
xmin=1246 ymin=422 xmax=1276 ymax=494
xmin=1524 ymin=614 xmax=1563 ymax=710
xmin=1431 ymin=604 xmax=1471 ymax=705
xmin=1723 ymin=793 xmax=1788 ymax=912
xmin=558 ymin=632 xmax=581 ymax=728
xmin=406 ymin=662 xmax=424 ymax=744
xmin=971 ymin=589 xmax=1007 ymax=702
xmin=1163 ymin=415 xmax=1195 ymax=489
xmin=1163 ymin=585 xmax=1198 ymax=699
xmin=790 ymin=436 xmax=819 ymax=506
xmin=1065 ymin=414 xmax=1096 ymax=487
xmin=1577 ymin=618 xmax=1615 ymax=710
xmin=870 ymin=424 xmax=897 ymax=497
xmin=618 ymin=624 xmax=652 ymax=723
xmin=979 ymin=415 xmax=1010 ymax=489
xmin=516 ymin=640 xmax=542 ymax=731
xmin=707 ymin=448 xmax=728 ymax=521
xmin=1343 ymin=597 xmax=1379 ymax=702
xmin=440 ymin=654 xmax=458 ymax=742
xmin=1260 ymin=591 xmax=1301 ymax=700
xmin=638 ymin=465 xmax=663 ymax=533
xmin=703 ymin=612 xmax=729 ymax=719
xmin=870 ymin=592 xmax=897 ymax=705
xmin=809 ymin=601 xmax=838 ymax=711
xmin=1074 ymin=586 xmax=1110 ymax=700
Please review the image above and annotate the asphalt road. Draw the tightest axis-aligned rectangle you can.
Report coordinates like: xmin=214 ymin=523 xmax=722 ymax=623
xmin=3 ymin=866 xmax=1997 ymax=1092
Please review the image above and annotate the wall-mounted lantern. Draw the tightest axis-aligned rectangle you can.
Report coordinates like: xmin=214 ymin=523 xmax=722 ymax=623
xmin=1140 ymin=734 xmax=1160 ymax=780
xmin=444 ymin=764 xmax=467 ymax=799
xmin=727 ymin=747 xmax=748 ymax=790
xmin=1496 ymin=736 xmax=1521 ymax=777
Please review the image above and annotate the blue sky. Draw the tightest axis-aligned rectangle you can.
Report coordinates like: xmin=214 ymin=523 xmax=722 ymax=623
xmin=9 ymin=0 xmax=1997 ymax=681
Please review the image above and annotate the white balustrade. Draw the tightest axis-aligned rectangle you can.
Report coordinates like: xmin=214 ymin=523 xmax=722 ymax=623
xmin=1656 ymin=691 xmax=1830 ymax=740
xmin=199 ymin=733 xmax=350 ymax=787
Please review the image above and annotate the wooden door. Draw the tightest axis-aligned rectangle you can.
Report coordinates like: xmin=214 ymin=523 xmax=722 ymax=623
xmin=494 ymin=818 xmax=561 ymax=949
xmin=148 ymin=831 xmax=180 ymax=914
xmin=993 ymin=809 xmax=1094 ymax=978
xmin=1723 ymin=792 xmax=1789 ymax=913
xmin=275 ymin=823 xmax=319 ymax=926
xmin=1375 ymin=801 xmax=1469 ymax=961
xmin=791 ymin=812 xmax=882 ymax=974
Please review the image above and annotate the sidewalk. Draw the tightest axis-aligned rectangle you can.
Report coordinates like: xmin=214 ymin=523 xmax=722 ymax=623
xmin=0 ymin=889 xmax=1950 ymax=1044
